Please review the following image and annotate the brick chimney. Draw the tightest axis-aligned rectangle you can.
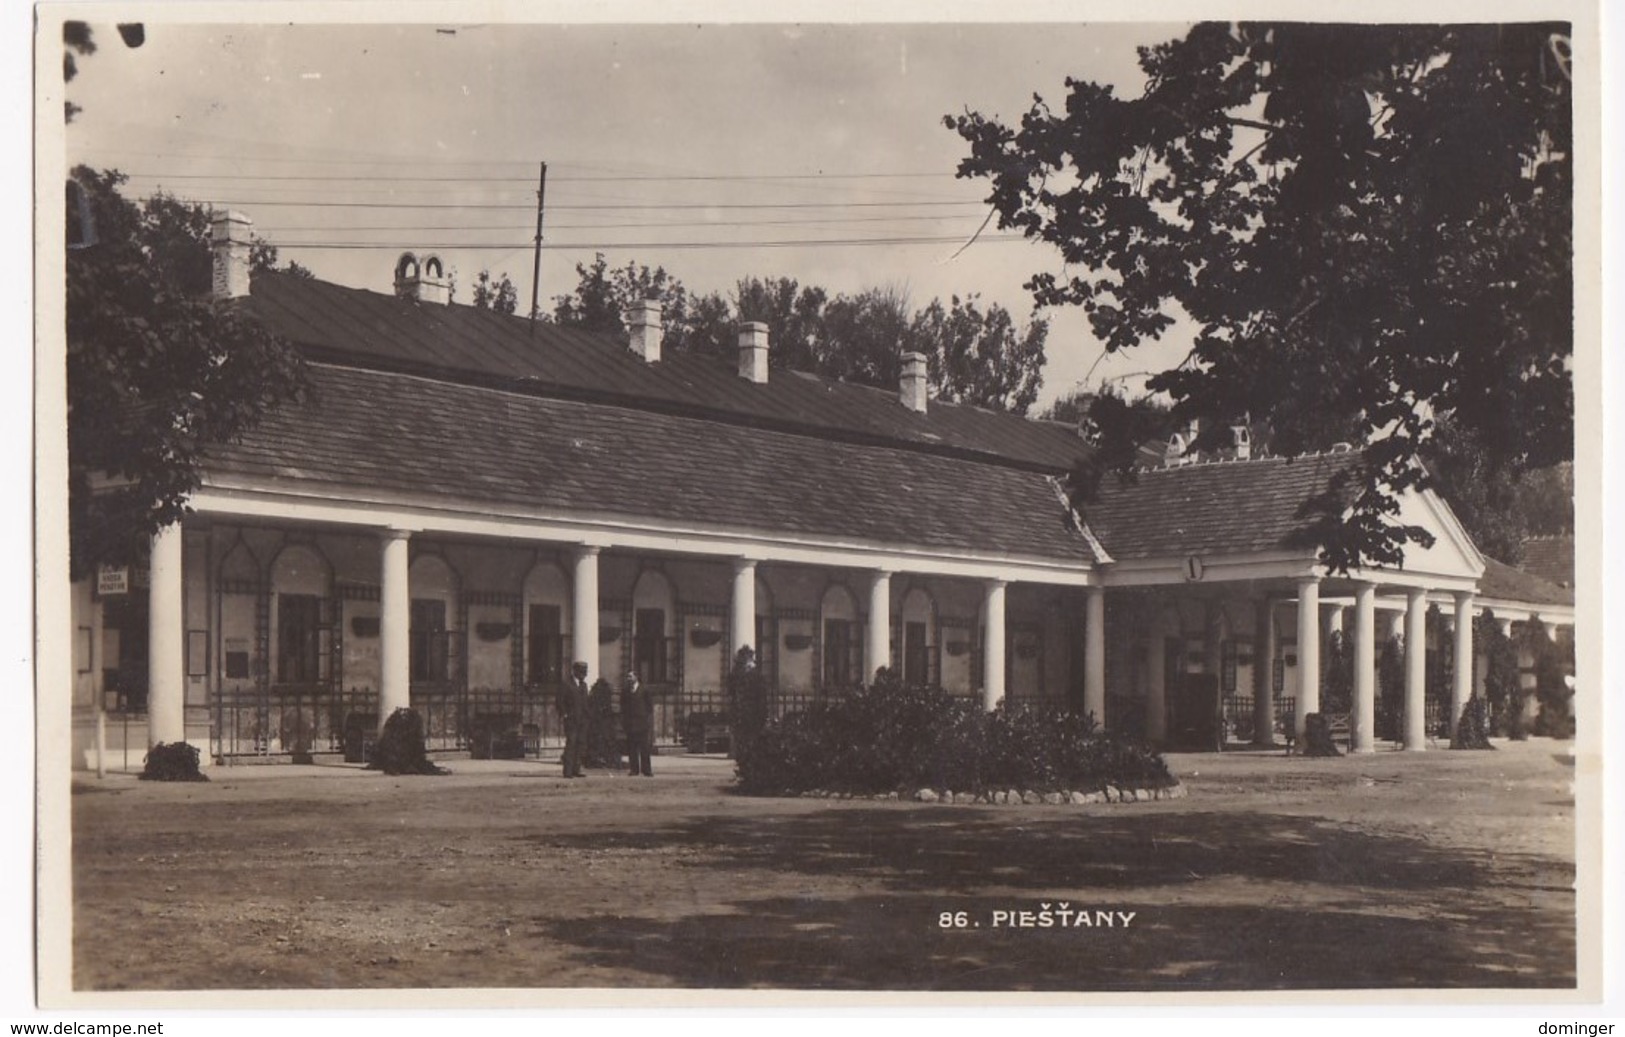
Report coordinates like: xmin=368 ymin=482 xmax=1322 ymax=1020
xmin=626 ymin=298 xmax=663 ymax=363
xmin=1231 ymin=423 xmax=1252 ymax=461
xmin=394 ymin=252 xmax=450 ymax=305
xmin=211 ymin=210 xmax=253 ymax=299
xmin=899 ymin=351 xmax=928 ymax=413
xmin=738 ymin=322 xmax=769 ymax=383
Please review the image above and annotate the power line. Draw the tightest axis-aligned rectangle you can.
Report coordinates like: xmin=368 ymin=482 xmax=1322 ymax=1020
xmin=185 ymin=198 xmax=987 ymax=212
xmin=116 ymin=169 xmax=955 ymax=184
xmin=270 ymin=234 xmax=1026 ymax=251
xmin=266 ymin=213 xmax=985 ymax=233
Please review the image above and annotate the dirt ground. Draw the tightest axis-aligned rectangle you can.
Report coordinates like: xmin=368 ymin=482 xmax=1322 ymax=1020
xmin=68 ymin=738 xmax=1577 ymax=994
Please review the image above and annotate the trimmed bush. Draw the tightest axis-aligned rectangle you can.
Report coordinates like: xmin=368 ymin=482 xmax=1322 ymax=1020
xmin=1451 ymin=696 xmax=1495 ymax=750
xmin=734 ymin=673 xmax=1173 ymax=797
xmin=140 ymin=742 xmax=207 ymax=782
xmin=584 ymin=678 xmax=623 ymax=768
xmin=368 ymin=708 xmax=448 ymax=775
xmin=1301 ymin=713 xmax=1342 ymax=757
xmin=1532 ymin=644 xmax=1575 ymax=739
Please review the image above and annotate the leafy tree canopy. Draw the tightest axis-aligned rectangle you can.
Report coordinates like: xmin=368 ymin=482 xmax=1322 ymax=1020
xmin=66 ymin=168 xmax=305 ymax=578
xmin=948 ymin=22 xmax=1572 ymax=570
xmin=470 ymin=269 xmax=519 ymax=315
xmin=554 ymin=262 xmax=1049 ymax=414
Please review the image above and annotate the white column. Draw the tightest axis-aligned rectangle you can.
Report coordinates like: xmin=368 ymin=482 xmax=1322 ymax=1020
xmin=572 ymin=546 xmax=601 ymax=683
xmin=1452 ymin=591 xmax=1475 ymax=731
xmin=1084 ymin=585 xmax=1106 ymax=727
xmin=1403 ymin=586 xmax=1428 ymax=750
xmin=1254 ymin=599 xmax=1277 ymax=747
xmin=864 ymin=570 xmax=891 ymax=684
xmin=1146 ymin=605 xmax=1167 ymax=744
xmin=730 ymin=558 xmax=757 ymax=662
xmin=1294 ymin=576 xmax=1320 ymax=743
xmin=1352 ymin=582 xmax=1376 ymax=753
xmin=982 ymin=579 xmax=1006 ymax=711
xmin=378 ymin=529 xmax=413 ymax=729
xmin=147 ymin=522 xmax=186 ymax=747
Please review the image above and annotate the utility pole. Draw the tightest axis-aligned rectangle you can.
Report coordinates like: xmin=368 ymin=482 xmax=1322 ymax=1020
xmin=529 ymin=161 xmax=548 ymax=331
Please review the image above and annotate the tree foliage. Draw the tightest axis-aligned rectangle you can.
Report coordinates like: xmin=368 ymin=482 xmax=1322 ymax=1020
xmin=554 ymin=260 xmax=1049 ymax=414
xmin=471 ymin=269 xmax=519 ymax=315
xmin=553 ymin=252 xmax=692 ymax=345
xmin=66 ymin=168 xmax=305 ymax=578
xmin=948 ymin=23 xmax=1572 ymax=569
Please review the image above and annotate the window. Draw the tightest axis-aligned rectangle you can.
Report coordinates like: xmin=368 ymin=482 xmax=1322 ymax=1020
xmin=823 ymin=619 xmax=854 ymax=688
xmin=527 ymin=604 xmax=565 ymax=686
xmin=277 ymin=594 xmax=322 ymax=684
xmin=903 ymin=620 xmax=930 ymax=687
xmin=410 ymin=598 xmax=448 ymax=683
xmin=634 ymin=608 xmax=668 ymax=684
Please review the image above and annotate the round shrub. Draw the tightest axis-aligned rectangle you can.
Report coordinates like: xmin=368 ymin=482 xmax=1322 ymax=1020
xmin=368 ymin=707 xmax=448 ymax=775
xmin=140 ymin=741 xmax=208 ymax=782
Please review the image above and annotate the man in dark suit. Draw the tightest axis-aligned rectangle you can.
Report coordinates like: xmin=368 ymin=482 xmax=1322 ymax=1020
xmin=557 ymin=661 xmax=590 ymax=778
xmin=620 ymin=670 xmax=655 ymax=776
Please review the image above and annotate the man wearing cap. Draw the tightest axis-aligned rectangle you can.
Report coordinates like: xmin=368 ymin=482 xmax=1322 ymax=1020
xmin=621 ymin=670 xmax=655 ymax=776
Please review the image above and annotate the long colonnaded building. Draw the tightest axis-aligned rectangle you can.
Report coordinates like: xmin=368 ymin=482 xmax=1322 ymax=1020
xmin=67 ymin=212 xmax=1577 ymax=768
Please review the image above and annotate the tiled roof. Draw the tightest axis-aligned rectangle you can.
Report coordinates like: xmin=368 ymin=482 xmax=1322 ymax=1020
xmin=242 ymin=270 xmax=1089 ymax=472
xmin=203 ymin=362 xmax=1100 ymax=564
xmin=1517 ymin=534 xmax=1574 ymax=588
xmin=1477 ymin=556 xmax=1573 ymax=609
xmin=1083 ymin=453 xmax=1362 ymax=561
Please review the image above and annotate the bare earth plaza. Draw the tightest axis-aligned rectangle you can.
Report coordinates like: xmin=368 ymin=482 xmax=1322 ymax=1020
xmin=40 ymin=13 xmax=1594 ymax=1002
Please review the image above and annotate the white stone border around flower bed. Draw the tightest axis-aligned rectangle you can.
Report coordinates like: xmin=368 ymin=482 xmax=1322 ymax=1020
xmin=797 ymin=783 xmax=1188 ymax=804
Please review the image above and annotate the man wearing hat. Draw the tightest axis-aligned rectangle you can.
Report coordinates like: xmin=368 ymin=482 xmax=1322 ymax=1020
xmin=557 ymin=660 xmax=591 ymax=778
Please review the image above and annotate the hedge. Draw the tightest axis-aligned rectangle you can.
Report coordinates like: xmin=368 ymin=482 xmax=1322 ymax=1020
xmin=733 ymin=671 xmax=1173 ymax=797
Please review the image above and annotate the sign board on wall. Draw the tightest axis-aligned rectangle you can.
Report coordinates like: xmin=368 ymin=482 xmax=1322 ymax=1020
xmin=96 ymin=566 xmax=128 ymax=596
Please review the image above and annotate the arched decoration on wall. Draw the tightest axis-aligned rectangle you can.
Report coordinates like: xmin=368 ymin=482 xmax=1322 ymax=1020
xmin=408 ymin=552 xmax=460 ymax=689
xmin=422 ymin=254 xmax=444 ymax=279
xmin=214 ymin=535 xmax=265 ymax=687
xmin=218 ymin=537 xmax=262 ymax=587
xmin=818 ymin=581 xmax=860 ymax=689
xmin=898 ymin=585 xmax=938 ymax=687
xmin=410 ymin=552 xmax=460 ymax=605
xmin=268 ymin=543 xmax=334 ymax=687
xmin=395 ymin=251 xmax=420 ymax=282
xmin=270 ymin=543 xmax=331 ymax=597
xmin=521 ymin=559 xmax=571 ymax=687
xmin=631 ymin=568 xmax=677 ymax=686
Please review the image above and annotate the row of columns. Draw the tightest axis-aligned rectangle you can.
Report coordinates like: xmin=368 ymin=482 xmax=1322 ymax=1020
xmin=143 ymin=523 xmax=1115 ymax=750
xmin=1269 ymin=578 xmax=1474 ymax=752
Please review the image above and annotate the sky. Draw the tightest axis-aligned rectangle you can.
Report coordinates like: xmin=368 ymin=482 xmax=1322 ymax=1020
xmin=61 ymin=17 xmax=1198 ymax=407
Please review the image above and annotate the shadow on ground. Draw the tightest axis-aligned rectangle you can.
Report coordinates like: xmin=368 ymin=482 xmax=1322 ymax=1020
xmin=532 ymin=807 xmax=1574 ymax=990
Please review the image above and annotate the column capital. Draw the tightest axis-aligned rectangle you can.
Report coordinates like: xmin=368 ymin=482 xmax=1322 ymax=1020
xmin=732 ymin=556 xmax=759 ymax=575
xmin=1453 ymin=589 xmax=1476 ymax=606
xmin=1296 ymin=574 xmax=1321 ymax=590
xmin=380 ymin=527 xmax=413 ymax=543
xmin=575 ymin=543 xmax=602 ymax=559
xmin=984 ymin=577 xmax=1008 ymax=593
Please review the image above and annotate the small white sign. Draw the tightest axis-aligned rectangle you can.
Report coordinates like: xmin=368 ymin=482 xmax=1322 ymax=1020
xmin=97 ymin=566 xmax=129 ymax=596
xmin=1183 ymin=555 xmax=1206 ymax=582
